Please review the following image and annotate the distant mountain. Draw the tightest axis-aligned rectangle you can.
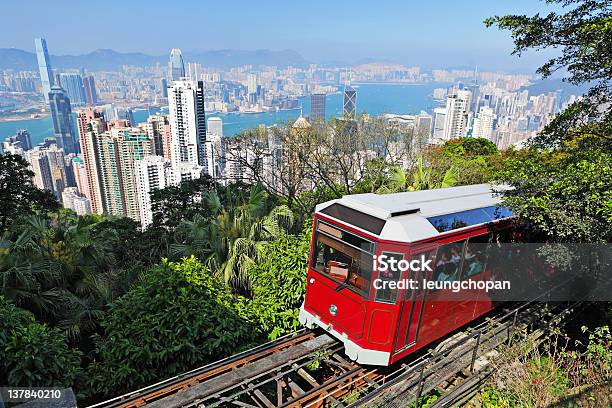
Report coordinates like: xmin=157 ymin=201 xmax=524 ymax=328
xmin=519 ymin=78 xmax=591 ymax=96
xmin=185 ymin=49 xmax=308 ymax=69
xmin=0 ymin=48 xmax=38 ymax=71
xmin=0 ymin=48 xmax=309 ymax=71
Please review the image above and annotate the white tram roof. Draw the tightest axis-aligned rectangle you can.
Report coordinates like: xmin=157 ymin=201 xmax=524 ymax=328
xmin=315 ymin=184 xmax=513 ymax=243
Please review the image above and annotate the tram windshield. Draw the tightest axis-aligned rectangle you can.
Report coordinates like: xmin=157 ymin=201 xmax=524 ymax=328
xmin=311 ymin=221 xmax=374 ymax=297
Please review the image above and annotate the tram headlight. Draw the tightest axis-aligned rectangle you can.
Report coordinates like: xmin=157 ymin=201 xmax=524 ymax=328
xmin=329 ymin=304 xmax=338 ymax=316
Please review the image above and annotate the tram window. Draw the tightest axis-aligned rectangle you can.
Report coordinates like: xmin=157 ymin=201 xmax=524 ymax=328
xmin=432 ymin=240 xmax=466 ymax=284
xmin=311 ymin=232 xmax=373 ymax=297
xmin=375 ymin=252 xmax=403 ymax=303
xmin=461 ymin=234 xmax=492 ymax=279
xmin=483 ymin=206 xmax=514 ymax=220
xmin=320 ymin=203 xmax=386 ymax=235
xmin=427 ymin=206 xmax=514 ymax=233
xmin=486 ymin=229 xmax=514 ymax=276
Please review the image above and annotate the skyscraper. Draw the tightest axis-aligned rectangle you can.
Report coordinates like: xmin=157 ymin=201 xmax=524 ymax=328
xmin=442 ymin=89 xmax=471 ymax=140
xmin=76 ymin=108 xmax=108 ymax=214
xmin=25 ymin=144 xmax=68 ymax=199
xmin=95 ymin=127 xmax=153 ymax=221
xmin=62 ymin=187 xmax=92 ymax=215
xmin=168 ymin=80 xmax=206 ymax=167
xmin=83 ymin=75 xmax=98 ymax=105
xmin=49 ymin=86 xmax=77 ymax=153
xmin=247 ymin=74 xmax=258 ymax=95
xmin=472 ymin=107 xmax=495 ymax=140
xmin=34 ymin=37 xmax=54 ymax=106
xmin=71 ymin=156 xmax=90 ymax=200
xmin=433 ymin=107 xmax=447 ymax=139
xmin=310 ymin=93 xmax=326 ymax=123
xmin=135 ymin=156 xmax=174 ymax=228
xmin=2 ymin=129 xmax=32 ymax=153
xmin=59 ymin=73 xmax=86 ymax=106
xmin=168 ymin=48 xmax=185 ymax=82
xmin=205 ymin=117 xmax=224 ymax=178
xmin=343 ymin=86 xmax=356 ymax=118
xmin=141 ymin=114 xmax=170 ymax=157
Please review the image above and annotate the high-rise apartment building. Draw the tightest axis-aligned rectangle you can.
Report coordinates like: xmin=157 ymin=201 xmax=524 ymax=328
xmin=25 ymin=144 xmax=68 ymax=199
xmin=71 ymin=156 xmax=90 ymax=199
xmin=168 ymin=48 xmax=185 ymax=82
xmin=83 ymin=75 xmax=98 ymax=105
xmin=76 ymin=108 xmax=108 ymax=214
xmin=472 ymin=107 xmax=495 ymax=140
xmin=140 ymin=114 xmax=170 ymax=157
xmin=62 ymin=187 xmax=92 ymax=215
xmin=59 ymin=73 xmax=86 ymax=106
xmin=247 ymin=74 xmax=258 ymax=95
xmin=310 ymin=93 xmax=326 ymax=123
xmin=442 ymin=89 xmax=471 ymax=140
xmin=94 ymin=127 xmax=153 ymax=221
xmin=432 ymin=107 xmax=447 ymax=139
xmin=168 ymin=80 xmax=206 ymax=168
xmin=34 ymin=38 xmax=54 ymax=106
xmin=134 ymin=156 xmax=174 ymax=228
xmin=49 ymin=86 xmax=77 ymax=153
xmin=2 ymin=130 xmax=32 ymax=154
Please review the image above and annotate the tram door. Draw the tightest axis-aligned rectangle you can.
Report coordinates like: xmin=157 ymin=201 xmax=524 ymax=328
xmin=393 ymin=250 xmax=434 ymax=353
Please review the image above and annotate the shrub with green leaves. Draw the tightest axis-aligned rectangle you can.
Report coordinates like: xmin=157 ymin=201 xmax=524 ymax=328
xmin=0 ymin=296 xmax=82 ymax=388
xmin=249 ymin=226 xmax=312 ymax=339
xmin=86 ymin=257 xmax=261 ymax=400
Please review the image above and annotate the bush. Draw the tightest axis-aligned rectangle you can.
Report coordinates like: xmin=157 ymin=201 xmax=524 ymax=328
xmin=0 ymin=296 xmax=82 ymax=388
xmin=86 ymin=257 xmax=261 ymax=400
xmin=249 ymin=227 xmax=312 ymax=339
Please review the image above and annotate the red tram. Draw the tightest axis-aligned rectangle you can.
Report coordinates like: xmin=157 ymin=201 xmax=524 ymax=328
xmin=299 ymin=184 xmax=516 ymax=366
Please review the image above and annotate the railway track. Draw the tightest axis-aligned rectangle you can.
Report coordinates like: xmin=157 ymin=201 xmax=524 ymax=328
xmin=91 ymin=290 xmax=583 ymax=408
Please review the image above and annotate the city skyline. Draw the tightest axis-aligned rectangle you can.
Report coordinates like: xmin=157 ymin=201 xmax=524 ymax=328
xmin=1 ymin=0 xmax=562 ymax=71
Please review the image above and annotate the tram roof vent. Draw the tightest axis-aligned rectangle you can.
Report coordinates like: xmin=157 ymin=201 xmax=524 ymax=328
xmin=390 ymin=208 xmax=420 ymax=217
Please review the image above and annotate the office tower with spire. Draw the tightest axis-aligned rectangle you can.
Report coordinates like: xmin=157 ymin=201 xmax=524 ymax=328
xmin=310 ymin=93 xmax=326 ymax=123
xmin=342 ymin=69 xmax=356 ymax=118
xmin=49 ymin=86 xmax=77 ymax=153
xmin=168 ymin=48 xmax=185 ymax=82
xmin=34 ymin=37 xmax=54 ymax=106
xmin=168 ymin=80 xmax=206 ymax=168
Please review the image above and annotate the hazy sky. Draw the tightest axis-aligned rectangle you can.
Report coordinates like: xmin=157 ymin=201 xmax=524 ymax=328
xmin=1 ymin=0 xmax=561 ymax=71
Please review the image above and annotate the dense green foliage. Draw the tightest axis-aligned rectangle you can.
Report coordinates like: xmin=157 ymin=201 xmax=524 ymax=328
xmin=249 ymin=225 xmax=312 ymax=339
xmin=485 ymin=0 xmax=612 ymax=148
xmin=149 ymin=176 xmax=217 ymax=229
xmin=487 ymin=0 xmax=612 ymax=243
xmin=0 ymin=153 xmax=59 ymax=231
xmin=499 ymin=140 xmax=612 ymax=242
xmin=86 ymin=257 xmax=260 ymax=398
xmin=0 ymin=296 xmax=82 ymax=388
xmin=0 ymin=212 xmax=143 ymax=341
